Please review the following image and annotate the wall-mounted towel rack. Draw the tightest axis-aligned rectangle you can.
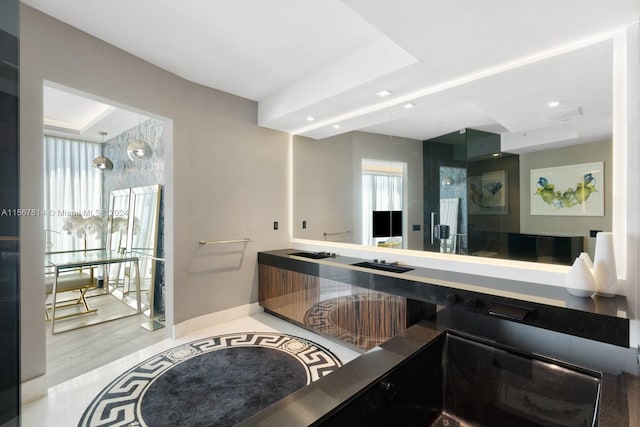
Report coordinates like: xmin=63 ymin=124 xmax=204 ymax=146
xmin=199 ymin=238 xmax=251 ymax=245
xmin=323 ymin=231 xmax=350 ymax=239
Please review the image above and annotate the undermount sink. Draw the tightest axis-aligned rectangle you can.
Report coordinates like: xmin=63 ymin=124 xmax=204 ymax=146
xmin=289 ymin=251 xmax=332 ymax=259
xmin=319 ymin=331 xmax=601 ymax=426
xmin=352 ymin=261 xmax=414 ymax=273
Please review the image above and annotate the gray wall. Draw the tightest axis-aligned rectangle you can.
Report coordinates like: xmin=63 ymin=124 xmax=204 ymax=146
xmin=519 ymin=140 xmax=612 ymax=258
xmin=293 ymin=133 xmax=354 ymax=243
xmin=20 ymin=5 xmax=289 ymax=382
xmin=293 ymin=131 xmax=423 ymax=250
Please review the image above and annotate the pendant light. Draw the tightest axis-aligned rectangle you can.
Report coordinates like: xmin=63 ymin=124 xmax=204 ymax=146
xmin=127 ymin=115 xmax=153 ymax=160
xmin=93 ymin=131 xmax=113 ymax=171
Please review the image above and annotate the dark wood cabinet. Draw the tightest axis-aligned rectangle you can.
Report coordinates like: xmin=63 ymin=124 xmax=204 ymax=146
xmin=259 ymin=264 xmax=429 ymax=350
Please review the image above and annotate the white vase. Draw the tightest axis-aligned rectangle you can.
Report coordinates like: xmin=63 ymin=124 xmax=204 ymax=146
xmin=565 ymin=257 xmax=596 ymax=297
xmin=578 ymin=252 xmax=594 ymax=269
xmin=593 ymin=232 xmax=617 ymax=297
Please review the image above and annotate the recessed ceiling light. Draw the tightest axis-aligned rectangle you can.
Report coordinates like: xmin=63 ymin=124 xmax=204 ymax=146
xmin=306 ymin=116 xmax=315 ymax=122
xmin=332 ymin=124 xmax=341 ymax=129
xmin=376 ymin=89 xmax=392 ymax=98
xmin=547 ymin=100 xmax=561 ymax=108
xmin=402 ymin=102 xmax=415 ymax=109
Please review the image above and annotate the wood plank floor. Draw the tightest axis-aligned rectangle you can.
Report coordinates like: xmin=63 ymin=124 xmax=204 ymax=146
xmin=46 ymin=293 xmax=168 ymax=387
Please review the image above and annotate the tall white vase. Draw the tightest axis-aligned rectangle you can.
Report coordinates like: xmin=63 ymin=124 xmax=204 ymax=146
xmin=593 ymin=232 xmax=617 ymax=297
xmin=565 ymin=256 xmax=596 ymax=297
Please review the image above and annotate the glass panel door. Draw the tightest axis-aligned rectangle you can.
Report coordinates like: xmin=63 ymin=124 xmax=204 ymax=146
xmin=0 ymin=1 xmax=20 ymax=425
xmin=423 ymin=131 xmax=468 ymax=253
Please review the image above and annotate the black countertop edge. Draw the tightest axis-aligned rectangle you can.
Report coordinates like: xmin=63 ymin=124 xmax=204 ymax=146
xmin=235 ymin=322 xmax=445 ymax=427
xmin=236 ymin=322 xmax=638 ymax=427
xmin=258 ymin=250 xmax=630 ymax=348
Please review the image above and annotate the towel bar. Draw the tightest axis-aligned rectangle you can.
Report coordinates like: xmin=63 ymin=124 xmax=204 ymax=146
xmin=199 ymin=238 xmax=251 ymax=245
xmin=323 ymin=231 xmax=350 ymax=237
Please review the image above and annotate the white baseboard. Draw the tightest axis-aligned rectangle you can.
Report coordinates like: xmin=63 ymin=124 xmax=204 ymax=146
xmin=172 ymin=303 xmax=263 ymax=339
xmin=21 ymin=374 xmax=48 ymax=405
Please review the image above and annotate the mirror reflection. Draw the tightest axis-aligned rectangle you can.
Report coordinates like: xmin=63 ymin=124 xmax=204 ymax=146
xmin=129 ymin=184 xmax=161 ymax=307
xmin=106 ymin=185 xmax=162 ymax=318
xmin=293 ymin=40 xmax=613 ymax=265
xmin=107 ymin=188 xmax=131 ymax=252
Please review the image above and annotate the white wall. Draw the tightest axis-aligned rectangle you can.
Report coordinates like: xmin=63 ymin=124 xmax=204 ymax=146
xmin=20 ymin=5 xmax=290 ymax=382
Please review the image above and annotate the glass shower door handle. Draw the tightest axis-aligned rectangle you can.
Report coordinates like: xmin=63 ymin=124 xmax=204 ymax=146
xmin=430 ymin=212 xmax=437 ymax=245
xmin=431 ymin=212 xmax=451 ymax=245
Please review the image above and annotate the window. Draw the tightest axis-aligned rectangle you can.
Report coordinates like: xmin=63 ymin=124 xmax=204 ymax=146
xmin=362 ymin=159 xmax=406 ymax=247
xmin=44 ymin=135 xmax=103 ymax=252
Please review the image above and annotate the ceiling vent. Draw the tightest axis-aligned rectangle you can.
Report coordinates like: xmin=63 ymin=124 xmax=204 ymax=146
xmin=541 ymin=106 xmax=582 ymax=122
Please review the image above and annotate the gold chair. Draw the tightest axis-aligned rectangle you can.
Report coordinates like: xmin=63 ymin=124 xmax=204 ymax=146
xmin=45 ymin=267 xmax=98 ymax=321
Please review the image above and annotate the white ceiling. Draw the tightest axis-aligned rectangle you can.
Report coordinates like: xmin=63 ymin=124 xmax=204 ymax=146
xmin=24 ymin=0 xmax=639 ymax=145
xmin=43 ymin=83 xmax=149 ymax=142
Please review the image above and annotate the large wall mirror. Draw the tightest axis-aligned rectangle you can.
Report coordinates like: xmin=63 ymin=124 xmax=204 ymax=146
xmin=128 ymin=184 xmax=162 ymax=296
xmin=106 ymin=184 xmax=163 ymax=327
xmin=106 ymin=188 xmax=131 ymax=252
xmin=293 ymin=39 xmax=614 ymax=266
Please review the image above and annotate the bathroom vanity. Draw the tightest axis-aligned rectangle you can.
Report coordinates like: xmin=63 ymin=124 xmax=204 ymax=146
xmin=258 ymin=249 xmax=629 ymax=349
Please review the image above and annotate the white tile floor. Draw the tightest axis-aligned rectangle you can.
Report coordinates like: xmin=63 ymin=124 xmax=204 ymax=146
xmin=22 ymin=312 xmax=362 ymax=427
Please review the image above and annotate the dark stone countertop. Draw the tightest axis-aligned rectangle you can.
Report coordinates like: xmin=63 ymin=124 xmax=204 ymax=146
xmin=259 ymin=249 xmax=630 ymax=348
xmin=259 ymin=249 xmax=629 ymax=319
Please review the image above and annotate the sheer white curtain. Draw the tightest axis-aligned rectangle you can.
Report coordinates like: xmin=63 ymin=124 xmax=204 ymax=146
xmin=362 ymin=172 xmax=403 ymax=246
xmin=44 ymin=135 xmax=103 ymax=252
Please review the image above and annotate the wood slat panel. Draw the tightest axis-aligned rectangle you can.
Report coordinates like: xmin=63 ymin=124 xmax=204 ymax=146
xmin=259 ymin=264 xmax=320 ymax=322
xmin=260 ymin=264 xmax=419 ymax=350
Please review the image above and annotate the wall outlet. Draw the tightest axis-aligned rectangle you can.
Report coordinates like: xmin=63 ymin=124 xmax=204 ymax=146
xmin=273 ymin=221 xmax=278 ymax=230
xmin=589 ymin=229 xmax=602 ymax=238
xmin=302 ymin=220 xmax=307 ymax=229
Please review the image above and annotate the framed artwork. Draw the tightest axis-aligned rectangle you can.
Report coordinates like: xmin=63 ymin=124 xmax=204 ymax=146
xmin=530 ymin=161 xmax=604 ymax=216
xmin=468 ymin=170 xmax=507 ymax=215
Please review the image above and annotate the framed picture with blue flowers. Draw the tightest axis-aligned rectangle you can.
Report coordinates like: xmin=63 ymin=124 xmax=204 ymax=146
xmin=530 ymin=161 xmax=604 ymax=216
xmin=468 ymin=170 xmax=508 ymax=215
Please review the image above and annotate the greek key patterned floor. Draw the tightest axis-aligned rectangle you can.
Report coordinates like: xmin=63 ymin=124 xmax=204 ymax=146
xmin=78 ymin=332 xmax=342 ymax=427
xmin=23 ymin=313 xmax=361 ymax=427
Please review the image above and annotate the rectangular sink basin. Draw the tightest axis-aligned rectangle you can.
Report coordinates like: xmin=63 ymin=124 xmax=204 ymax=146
xmin=352 ymin=261 xmax=414 ymax=273
xmin=289 ymin=251 xmax=332 ymax=259
xmin=319 ymin=331 xmax=601 ymax=426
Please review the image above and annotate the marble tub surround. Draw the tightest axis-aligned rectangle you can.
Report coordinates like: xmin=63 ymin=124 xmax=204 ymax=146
xmin=259 ymin=250 xmax=630 ymax=347
xmin=236 ymin=322 xmax=445 ymax=427
xmin=237 ymin=322 xmax=639 ymax=427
